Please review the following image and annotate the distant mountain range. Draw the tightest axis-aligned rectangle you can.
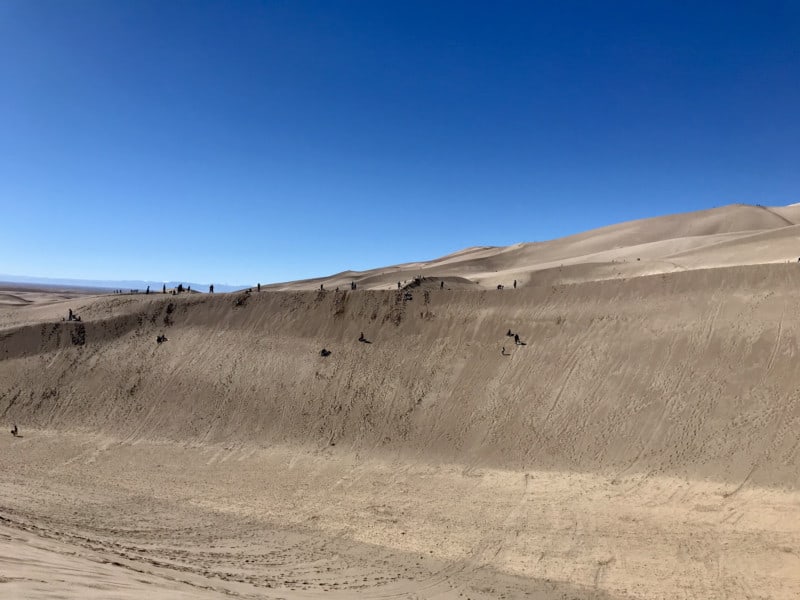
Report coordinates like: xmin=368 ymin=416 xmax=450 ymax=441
xmin=0 ymin=274 xmax=248 ymax=293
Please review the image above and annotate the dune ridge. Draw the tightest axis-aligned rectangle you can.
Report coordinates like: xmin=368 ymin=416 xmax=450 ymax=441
xmin=266 ymin=203 xmax=800 ymax=291
xmin=3 ymin=262 xmax=800 ymax=488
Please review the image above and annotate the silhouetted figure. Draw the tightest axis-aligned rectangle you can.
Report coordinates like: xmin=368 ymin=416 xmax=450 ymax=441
xmin=10 ymin=424 xmax=18 ymax=437
xmin=497 ymin=284 xmax=504 ymax=290
xmin=163 ymin=284 xmax=166 ymax=294
xmin=177 ymin=283 xmax=184 ymax=293
xmin=358 ymin=332 xmax=371 ymax=343
xmin=68 ymin=308 xmax=73 ymax=321
xmin=514 ymin=333 xmax=520 ymax=345
xmin=513 ymin=280 xmax=517 ymax=289
xmin=209 ymin=284 xmax=214 ymax=293
xmin=320 ymin=284 xmax=324 ymax=291
xmin=157 ymin=334 xmax=168 ymax=343
xmin=146 ymin=285 xmax=150 ymax=295
xmin=507 ymin=329 xmax=514 ymax=337
xmin=398 ymin=281 xmax=401 ymax=289
xmin=440 ymin=281 xmax=444 ymax=289
xmin=320 ymin=348 xmax=331 ymax=357
xmin=188 ymin=285 xmax=191 ymax=292
xmin=501 ymin=347 xmax=508 ymax=356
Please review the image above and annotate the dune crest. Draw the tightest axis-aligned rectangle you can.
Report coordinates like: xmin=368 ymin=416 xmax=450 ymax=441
xmin=267 ymin=203 xmax=800 ymax=291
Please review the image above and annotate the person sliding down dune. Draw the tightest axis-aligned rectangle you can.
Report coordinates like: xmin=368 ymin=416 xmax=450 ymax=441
xmin=358 ymin=332 xmax=372 ymax=343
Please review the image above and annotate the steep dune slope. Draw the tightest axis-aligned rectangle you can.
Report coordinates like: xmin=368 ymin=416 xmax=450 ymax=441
xmin=3 ymin=263 xmax=799 ymax=488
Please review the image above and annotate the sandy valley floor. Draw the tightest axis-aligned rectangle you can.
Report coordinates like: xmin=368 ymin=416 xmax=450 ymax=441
xmin=2 ymin=432 xmax=798 ymax=600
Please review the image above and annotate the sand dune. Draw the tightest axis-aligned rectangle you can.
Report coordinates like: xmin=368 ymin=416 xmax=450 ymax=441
xmin=3 ymin=263 xmax=800 ymax=483
xmin=0 ymin=293 xmax=31 ymax=306
xmin=1 ymin=203 xmax=800 ymax=599
xmin=264 ymin=203 xmax=800 ymax=291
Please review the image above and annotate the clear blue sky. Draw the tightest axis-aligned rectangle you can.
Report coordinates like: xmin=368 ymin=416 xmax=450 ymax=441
xmin=2 ymin=1 xmax=798 ymax=285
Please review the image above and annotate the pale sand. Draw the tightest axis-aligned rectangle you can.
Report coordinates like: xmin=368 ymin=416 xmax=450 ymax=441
xmin=264 ymin=202 xmax=800 ymax=291
xmin=1 ymin=203 xmax=800 ymax=598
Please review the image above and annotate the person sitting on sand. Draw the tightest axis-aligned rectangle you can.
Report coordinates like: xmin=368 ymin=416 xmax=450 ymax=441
xmin=507 ymin=329 xmax=514 ymax=337
xmin=320 ymin=348 xmax=331 ymax=357
xmin=358 ymin=332 xmax=371 ymax=343
xmin=11 ymin=424 xmax=18 ymax=437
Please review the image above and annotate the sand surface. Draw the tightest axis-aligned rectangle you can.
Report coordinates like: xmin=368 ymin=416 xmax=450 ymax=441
xmin=2 ymin=204 xmax=800 ymax=598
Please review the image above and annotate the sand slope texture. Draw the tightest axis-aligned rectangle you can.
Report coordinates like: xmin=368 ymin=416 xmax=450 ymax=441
xmin=1 ymin=203 xmax=799 ymax=599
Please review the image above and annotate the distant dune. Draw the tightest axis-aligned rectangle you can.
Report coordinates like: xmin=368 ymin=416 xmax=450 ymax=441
xmin=1 ymin=203 xmax=799 ymax=599
xmin=267 ymin=203 xmax=800 ymax=291
xmin=0 ymin=293 xmax=31 ymax=306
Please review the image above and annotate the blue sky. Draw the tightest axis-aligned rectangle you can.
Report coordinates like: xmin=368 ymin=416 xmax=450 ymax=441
xmin=1 ymin=1 xmax=798 ymax=285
